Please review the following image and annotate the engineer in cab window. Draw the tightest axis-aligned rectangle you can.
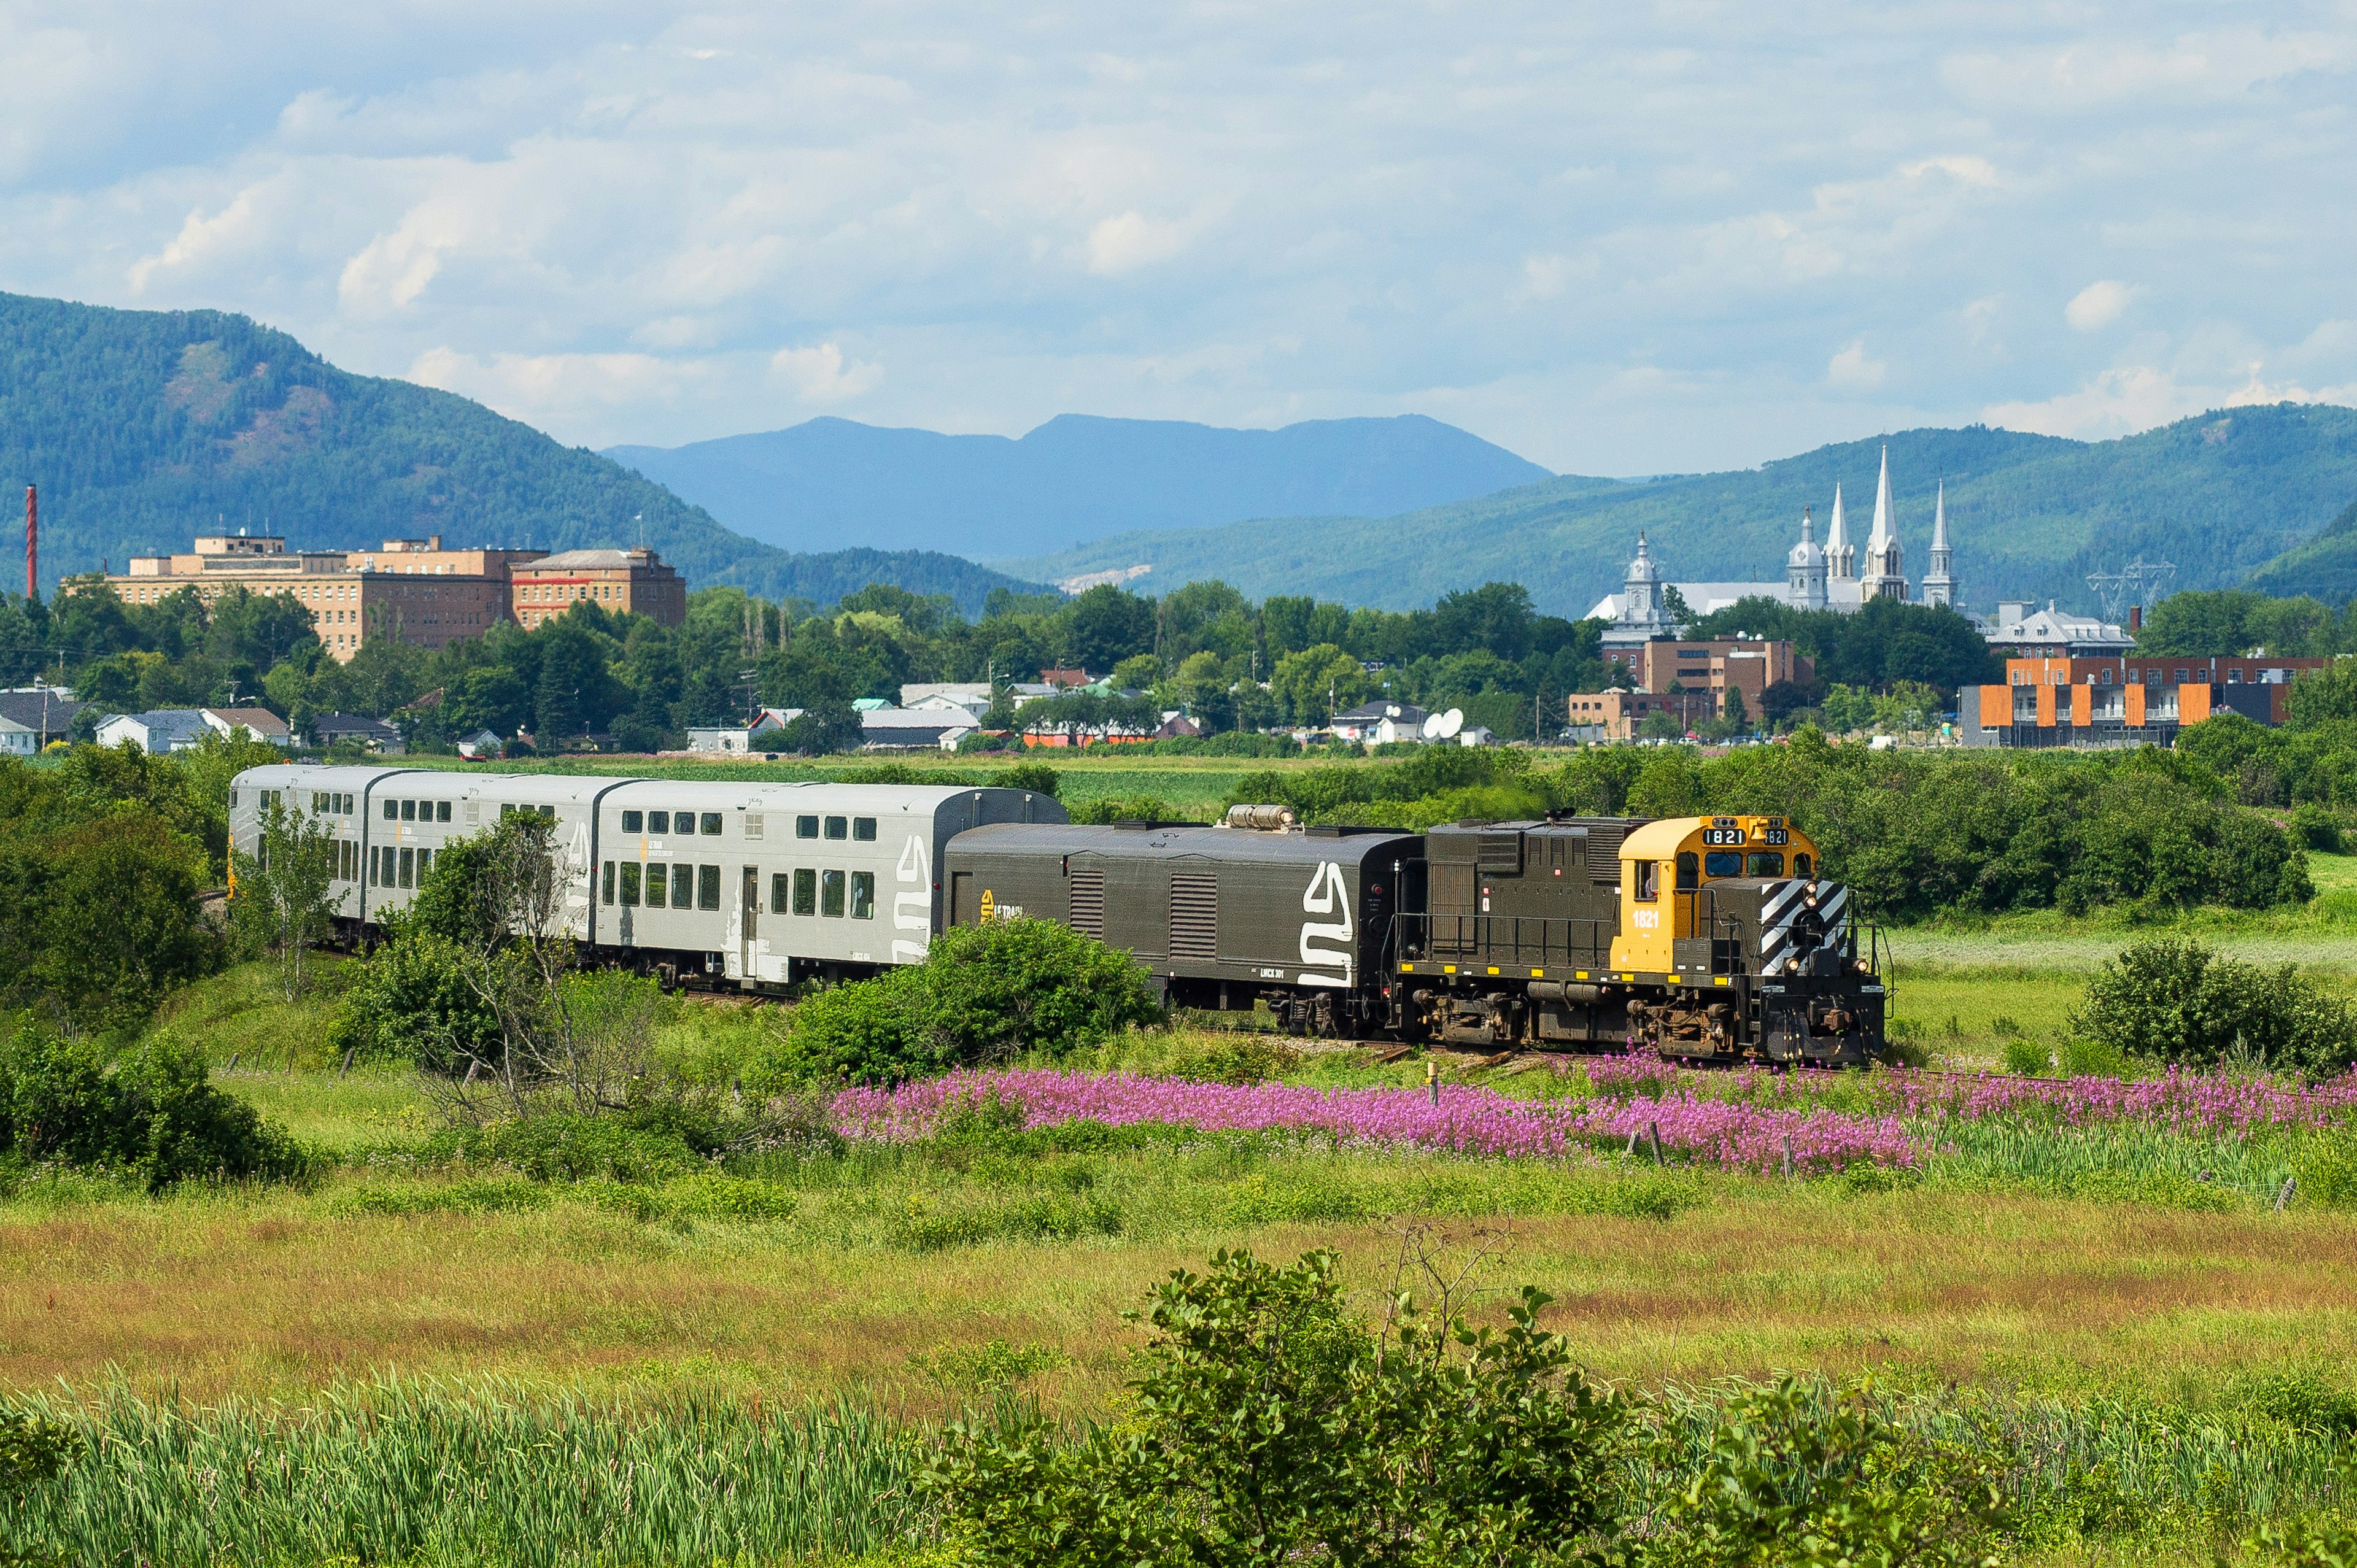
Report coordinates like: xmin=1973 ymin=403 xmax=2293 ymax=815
xmin=1634 ymin=860 xmax=1659 ymax=901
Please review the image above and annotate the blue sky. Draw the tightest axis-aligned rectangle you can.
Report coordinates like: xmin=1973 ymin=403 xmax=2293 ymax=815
xmin=4 ymin=1 xmax=2353 ymax=473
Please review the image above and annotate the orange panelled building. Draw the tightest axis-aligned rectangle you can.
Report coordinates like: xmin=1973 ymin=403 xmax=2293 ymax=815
xmin=1962 ymin=654 xmax=2332 ymax=747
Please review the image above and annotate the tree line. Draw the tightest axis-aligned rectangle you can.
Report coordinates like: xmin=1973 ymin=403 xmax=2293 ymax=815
xmin=4 ymin=566 xmax=2025 ymax=752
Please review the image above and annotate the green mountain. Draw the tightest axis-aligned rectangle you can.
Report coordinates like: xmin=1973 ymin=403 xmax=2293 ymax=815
xmin=1001 ymin=406 xmax=2357 ymax=617
xmin=0 ymin=292 xmax=1040 ymax=614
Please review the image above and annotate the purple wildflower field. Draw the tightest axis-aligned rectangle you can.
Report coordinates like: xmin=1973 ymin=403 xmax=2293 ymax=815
xmin=832 ymin=1059 xmax=2357 ymax=1175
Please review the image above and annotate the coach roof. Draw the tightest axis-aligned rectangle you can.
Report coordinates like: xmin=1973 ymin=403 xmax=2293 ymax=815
xmin=948 ymin=821 xmax=1417 ymax=865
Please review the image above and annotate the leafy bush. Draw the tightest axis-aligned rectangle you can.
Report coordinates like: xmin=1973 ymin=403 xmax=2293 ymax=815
xmin=2291 ymin=1130 xmax=2357 ymax=1211
xmin=330 ymin=931 xmax=508 ymax=1070
xmin=1171 ymin=1036 xmax=1302 ymax=1086
xmin=419 ymin=1109 xmax=712 ymax=1183
xmin=2069 ymin=939 xmax=2357 ymax=1078
xmin=1066 ymin=794 xmax=1180 ymax=824
xmin=2002 ymin=1038 xmax=2049 ymax=1076
xmin=925 ymin=1248 xmax=1629 ymax=1566
xmin=0 ymin=1026 xmax=311 ymax=1192
xmin=776 ymin=919 xmax=1163 ymax=1086
xmin=2291 ymin=801 xmax=2345 ymax=852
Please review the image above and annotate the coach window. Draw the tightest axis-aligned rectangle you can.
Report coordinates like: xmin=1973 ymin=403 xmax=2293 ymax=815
xmin=821 ymin=869 xmax=846 ymax=916
xmin=1794 ymin=853 xmax=1814 ymax=878
xmin=398 ymin=848 xmax=415 ymax=888
xmin=645 ymin=862 xmax=666 ymax=907
xmin=401 ymin=799 xmax=416 ymax=821
xmin=701 ymin=812 xmax=722 ymax=836
xmin=670 ymin=806 xmax=694 ymax=830
xmin=1703 ymin=851 xmax=1743 ymax=878
xmin=772 ymin=873 xmax=791 ymax=914
xmin=383 ymin=798 xmax=397 ymax=821
xmin=1747 ymin=851 xmax=1784 ymax=878
xmin=417 ymin=848 xmax=433 ymax=878
xmin=674 ymin=864 xmax=695 ymax=908
xmin=652 ymin=811 xmax=672 ymax=833
xmin=793 ymin=868 xmax=817 ymax=915
xmin=850 ymin=871 xmax=876 ymax=919
xmin=620 ymin=864 xmax=641 ymax=906
xmin=697 ymin=865 xmax=721 ymax=910
xmin=853 ymin=817 xmax=877 ymax=842
xmin=796 ymin=815 xmax=818 ymax=839
xmin=622 ymin=811 xmax=643 ymax=833
xmin=824 ymin=815 xmax=848 ymax=840
xmin=1674 ymin=852 xmax=1698 ymax=891
xmin=1633 ymin=860 xmax=1658 ymax=902
xmin=437 ymin=801 xmax=452 ymax=823
xmin=602 ymin=862 xmax=616 ymax=905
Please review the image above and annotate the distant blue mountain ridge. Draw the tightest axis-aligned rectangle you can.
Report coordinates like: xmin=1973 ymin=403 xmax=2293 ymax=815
xmin=602 ymin=413 xmax=1553 ymax=562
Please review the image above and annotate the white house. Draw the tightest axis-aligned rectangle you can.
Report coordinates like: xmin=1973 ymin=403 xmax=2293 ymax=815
xmin=0 ymin=714 xmax=35 ymax=755
xmin=96 ymin=710 xmax=214 ymax=753
xmin=1331 ymin=701 xmax=1430 ymax=744
xmin=687 ymin=707 xmax=803 ymax=754
xmin=900 ymin=683 xmax=993 ymax=717
xmin=203 ymin=706 xmax=293 ymax=746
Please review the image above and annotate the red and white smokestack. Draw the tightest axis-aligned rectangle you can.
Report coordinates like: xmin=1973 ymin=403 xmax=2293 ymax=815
xmin=23 ymin=485 xmax=32 ymax=601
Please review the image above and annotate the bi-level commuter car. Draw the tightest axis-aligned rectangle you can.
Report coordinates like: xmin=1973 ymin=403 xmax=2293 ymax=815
xmin=229 ymin=764 xmax=1064 ymax=986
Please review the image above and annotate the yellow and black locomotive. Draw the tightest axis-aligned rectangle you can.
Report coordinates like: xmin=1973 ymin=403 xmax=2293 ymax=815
xmin=1389 ymin=813 xmax=1883 ymax=1063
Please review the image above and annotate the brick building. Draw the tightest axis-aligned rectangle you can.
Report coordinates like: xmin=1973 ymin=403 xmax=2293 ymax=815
xmin=107 ymin=533 xmax=685 ymax=662
xmin=1564 ymin=688 xmax=1714 ymax=741
xmin=508 ymin=549 xmax=687 ymax=630
xmin=1960 ymin=653 xmax=2335 ymax=747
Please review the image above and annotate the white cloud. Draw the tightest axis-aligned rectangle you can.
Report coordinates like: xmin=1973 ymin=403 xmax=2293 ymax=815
xmin=1826 ymin=340 xmax=1886 ymax=389
xmin=2065 ymin=280 xmax=2136 ymax=332
xmin=1083 ymin=211 xmax=1190 ymax=276
xmin=1983 ymin=361 xmax=2357 ymax=440
xmin=0 ymin=4 xmax=2348 ymax=468
xmin=770 ymin=342 xmax=882 ymax=401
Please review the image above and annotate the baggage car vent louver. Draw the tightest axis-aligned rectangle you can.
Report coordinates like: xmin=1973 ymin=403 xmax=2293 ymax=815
xmin=1069 ymin=871 xmax=1105 ymax=939
xmin=1476 ymin=832 xmax=1522 ymax=873
xmin=1170 ymin=873 xmax=1217 ymax=959
xmin=1584 ymin=825 xmax=1625 ymax=877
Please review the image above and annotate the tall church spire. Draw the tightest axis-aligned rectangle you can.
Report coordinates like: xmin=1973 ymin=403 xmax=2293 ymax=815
xmin=1921 ymin=479 xmax=1958 ymax=608
xmin=1787 ymin=505 xmax=1827 ymax=611
xmin=1860 ymin=444 xmax=1909 ymax=603
xmin=1824 ymin=484 xmax=1855 ymax=581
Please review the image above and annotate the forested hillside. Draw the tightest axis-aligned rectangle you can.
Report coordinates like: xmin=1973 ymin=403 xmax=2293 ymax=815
xmin=1008 ymin=406 xmax=2357 ymax=617
xmin=0 ymin=292 xmax=1041 ymax=612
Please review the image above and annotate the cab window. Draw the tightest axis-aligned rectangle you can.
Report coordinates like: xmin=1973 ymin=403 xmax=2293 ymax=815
xmin=1794 ymin=852 xmax=1814 ymax=878
xmin=1633 ymin=860 xmax=1659 ymax=902
xmin=1703 ymin=851 xmax=1743 ymax=878
xmin=1747 ymin=852 xmax=1786 ymax=878
xmin=1674 ymin=852 xmax=1698 ymax=890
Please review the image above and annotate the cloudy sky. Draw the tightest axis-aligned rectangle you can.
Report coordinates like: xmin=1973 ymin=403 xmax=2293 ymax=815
xmin=4 ymin=1 xmax=2353 ymax=473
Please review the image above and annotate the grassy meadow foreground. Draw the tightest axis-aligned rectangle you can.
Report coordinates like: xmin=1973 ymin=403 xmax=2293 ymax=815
xmin=4 ymin=919 xmax=2357 ymax=1566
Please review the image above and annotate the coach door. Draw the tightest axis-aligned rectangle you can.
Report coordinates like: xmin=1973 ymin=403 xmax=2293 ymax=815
xmin=741 ymin=866 xmax=761 ymax=978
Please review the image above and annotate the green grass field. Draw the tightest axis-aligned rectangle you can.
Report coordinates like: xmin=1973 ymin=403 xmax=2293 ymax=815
xmin=14 ymin=782 xmax=2357 ymax=1562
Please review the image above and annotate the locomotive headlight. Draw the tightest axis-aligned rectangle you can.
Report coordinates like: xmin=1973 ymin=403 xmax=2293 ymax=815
xmin=1803 ymin=881 xmax=1821 ymax=909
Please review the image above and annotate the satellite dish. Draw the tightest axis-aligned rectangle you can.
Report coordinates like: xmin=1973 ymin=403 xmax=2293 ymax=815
xmin=1436 ymin=708 xmax=1465 ymax=740
xmin=1421 ymin=713 xmax=1445 ymax=740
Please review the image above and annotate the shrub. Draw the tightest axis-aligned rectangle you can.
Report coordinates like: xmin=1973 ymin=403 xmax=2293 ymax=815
xmin=1067 ymin=794 xmax=1180 ymax=824
xmin=0 ymin=1026 xmax=311 ymax=1192
xmin=925 ymin=1248 xmax=1630 ymax=1566
xmin=2291 ymin=801 xmax=2345 ymax=853
xmin=2069 ymin=938 xmax=2357 ymax=1078
xmin=330 ymin=931 xmax=508 ymax=1070
xmin=776 ymin=919 xmax=1163 ymax=1086
xmin=2292 ymin=1129 xmax=2357 ymax=1211
xmin=1172 ymin=1036 xmax=1302 ymax=1086
xmin=2002 ymin=1038 xmax=2049 ymax=1077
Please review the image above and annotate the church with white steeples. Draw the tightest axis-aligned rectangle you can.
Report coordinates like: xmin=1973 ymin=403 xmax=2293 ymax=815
xmin=1592 ymin=447 xmax=1964 ymax=641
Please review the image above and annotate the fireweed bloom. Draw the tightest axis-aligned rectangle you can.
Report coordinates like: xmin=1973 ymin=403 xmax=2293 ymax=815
xmin=834 ymin=1069 xmax=1919 ymax=1173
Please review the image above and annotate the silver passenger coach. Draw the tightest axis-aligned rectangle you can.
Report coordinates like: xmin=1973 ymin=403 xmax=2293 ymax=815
xmin=230 ymin=764 xmax=1066 ymax=987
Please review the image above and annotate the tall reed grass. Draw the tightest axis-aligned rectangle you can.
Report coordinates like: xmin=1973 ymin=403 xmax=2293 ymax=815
xmin=0 ymin=1378 xmax=924 ymax=1568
